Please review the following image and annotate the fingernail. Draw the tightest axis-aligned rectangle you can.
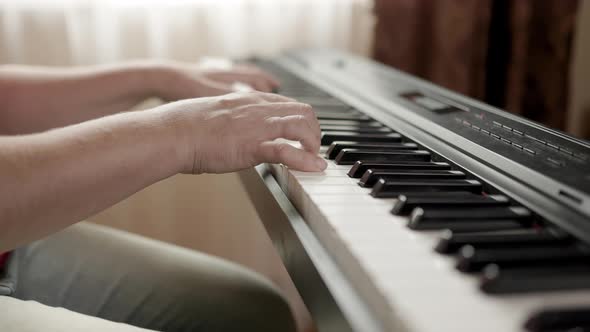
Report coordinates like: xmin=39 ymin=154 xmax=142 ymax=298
xmin=316 ymin=158 xmax=327 ymax=170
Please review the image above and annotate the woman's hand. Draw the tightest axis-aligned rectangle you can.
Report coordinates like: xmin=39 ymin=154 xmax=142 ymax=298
xmin=154 ymin=62 xmax=280 ymax=100
xmin=156 ymin=91 xmax=326 ymax=174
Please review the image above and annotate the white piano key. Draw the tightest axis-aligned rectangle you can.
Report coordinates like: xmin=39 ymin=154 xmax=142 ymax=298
xmin=321 ymin=205 xmax=389 ymax=216
xmin=290 ymin=169 xmax=350 ymax=177
xmin=308 ymin=194 xmax=395 ymax=207
xmin=324 ymin=162 xmax=353 ymax=170
xmin=295 ymin=177 xmax=357 ymax=185
xmin=301 ymin=184 xmax=369 ymax=195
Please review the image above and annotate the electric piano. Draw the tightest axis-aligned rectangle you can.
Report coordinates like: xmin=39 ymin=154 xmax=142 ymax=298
xmin=239 ymin=49 xmax=590 ymax=332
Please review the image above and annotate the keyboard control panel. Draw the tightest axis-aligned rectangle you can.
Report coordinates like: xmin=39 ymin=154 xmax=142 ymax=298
xmin=399 ymin=90 xmax=590 ymax=197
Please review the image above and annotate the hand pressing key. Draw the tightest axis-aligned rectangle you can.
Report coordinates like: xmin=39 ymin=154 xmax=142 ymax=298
xmin=155 ymin=91 xmax=327 ymax=174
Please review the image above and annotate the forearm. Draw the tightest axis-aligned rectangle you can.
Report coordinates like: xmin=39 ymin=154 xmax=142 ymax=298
xmin=0 ymin=109 xmax=184 ymax=252
xmin=0 ymin=63 xmax=172 ymax=135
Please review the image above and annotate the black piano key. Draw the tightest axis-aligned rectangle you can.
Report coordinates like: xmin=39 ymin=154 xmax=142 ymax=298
xmin=348 ymin=161 xmax=451 ymax=178
xmin=371 ymin=179 xmax=483 ymax=198
xmin=457 ymin=244 xmax=590 ymax=272
xmin=435 ymin=228 xmax=570 ymax=254
xmin=421 ymin=219 xmax=525 ymax=232
xmin=481 ymin=263 xmax=590 ymax=294
xmin=312 ymin=104 xmax=355 ymax=110
xmin=319 ymin=120 xmax=383 ymax=127
xmin=320 ymin=125 xmax=394 ymax=134
xmin=316 ymin=113 xmax=373 ymax=121
xmin=408 ymin=206 xmax=532 ymax=230
xmin=326 ymin=142 xmax=417 ymax=159
xmin=392 ymin=193 xmax=509 ymax=215
xmin=360 ymin=170 xmax=465 ymax=188
xmin=315 ymin=109 xmax=361 ymax=117
xmin=322 ymin=132 xmax=403 ymax=146
xmin=335 ymin=149 xmax=429 ymax=165
xmin=525 ymin=307 xmax=590 ymax=332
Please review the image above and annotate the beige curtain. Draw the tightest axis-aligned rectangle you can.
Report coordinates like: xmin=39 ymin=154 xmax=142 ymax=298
xmin=0 ymin=0 xmax=374 ymax=65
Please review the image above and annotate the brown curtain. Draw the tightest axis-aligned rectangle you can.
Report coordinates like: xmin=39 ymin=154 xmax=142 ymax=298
xmin=373 ymin=0 xmax=582 ymax=137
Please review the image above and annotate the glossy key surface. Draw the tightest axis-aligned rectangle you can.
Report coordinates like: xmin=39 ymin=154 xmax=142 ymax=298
xmin=435 ymin=228 xmax=570 ymax=254
xmin=322 ymin=132 xmax=403 ymax=146
xmin=371 ymin=179 xmax=483 ymax=198
xmin=335 ymin=149 xmax=430 ymax=165
xmin=347 ymin=161 xmax=451 ymax=178
xmin=359 ymin=170 xmax=465 ymax=188
xmin=391 ymin=193 xmax=508 ymax=215
xmin=326 ymin=142 xmax=416 ymax=159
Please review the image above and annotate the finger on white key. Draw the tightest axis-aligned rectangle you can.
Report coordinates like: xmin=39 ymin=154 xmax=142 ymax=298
xmin=257 ymin=141 xmax=327 ymax=172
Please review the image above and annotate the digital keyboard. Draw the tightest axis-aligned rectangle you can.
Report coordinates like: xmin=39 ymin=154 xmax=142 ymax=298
xmin=238 ymin=49 xmax=590 ymax=332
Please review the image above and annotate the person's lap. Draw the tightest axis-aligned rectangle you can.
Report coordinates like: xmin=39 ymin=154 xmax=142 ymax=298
xmin=0 ymin=222 xmax=296 ymax=332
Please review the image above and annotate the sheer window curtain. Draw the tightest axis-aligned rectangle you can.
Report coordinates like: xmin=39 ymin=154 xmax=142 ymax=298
xmin=0 ymin=0 xmax=374 ymax=65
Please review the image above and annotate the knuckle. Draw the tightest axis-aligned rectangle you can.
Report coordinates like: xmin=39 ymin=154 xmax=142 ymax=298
xmin=291 ymin=114 xmax=307 ymax=123
xmin=299 ymin=103 xmax=313 ymax=113
xmin=214 ymin=109 xmax=234 ymax=122
xmin=217 ymin=94 xmax=241 ymax=109
xmin=217 ymin=91 xmax=258 ymax=108
xmin=274 ymin=144 xmax=289 ymax=158
xmin=293 ymin=115 xmax=311 ymax=131
xmin=265 ymin=116 xmax=281 ymax=125
xmin=283 ymin=116 xmax=304 ymax=133
xmin=235 ymin=104 xmax=255 ymax=113
xmin=237 ymin=91 xmax=257 ymax=100
xmin=247 ymin=91 xmax=266 ymax=101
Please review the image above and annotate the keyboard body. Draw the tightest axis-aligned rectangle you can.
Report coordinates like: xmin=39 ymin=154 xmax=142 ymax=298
xmin=238 ymin=49 xmax=590 ymax=332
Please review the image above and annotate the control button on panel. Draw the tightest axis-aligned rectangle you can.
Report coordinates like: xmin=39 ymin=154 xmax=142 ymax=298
xmin=559 ymin=147 xmax=573 ymax=155
xmin=513 ymin=129 xmax=524 ymax=136
xmin=523 ymin=148 xmax=536 ymax=155
xmin=491 ymin=133 xmax=501 ymax=139
xmin=525 ymin=134 xmax=546 ymax=144
xmin=512 ymin=143 xmax=523 ymax=149
xmin=501 ymin=138 xmax=511 ymax=144
xmin=481 ymin=129 xmax=490 ymax=135
xmin=547 ymin=157 xmax=565 ymax=167
xmin=547 ymin=142 xmax=560 ymax=150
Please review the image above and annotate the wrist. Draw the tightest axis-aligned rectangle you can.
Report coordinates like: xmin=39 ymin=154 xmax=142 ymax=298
xmin=143 ymin=61 xmax=194 ymax=101
xmin=111 ymin=61 xmax=181 ymax=102
xmin=145 ymin=103 xmax=196 ymax=174
xmin=141 ymin=62 xmax=175 ymax=100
